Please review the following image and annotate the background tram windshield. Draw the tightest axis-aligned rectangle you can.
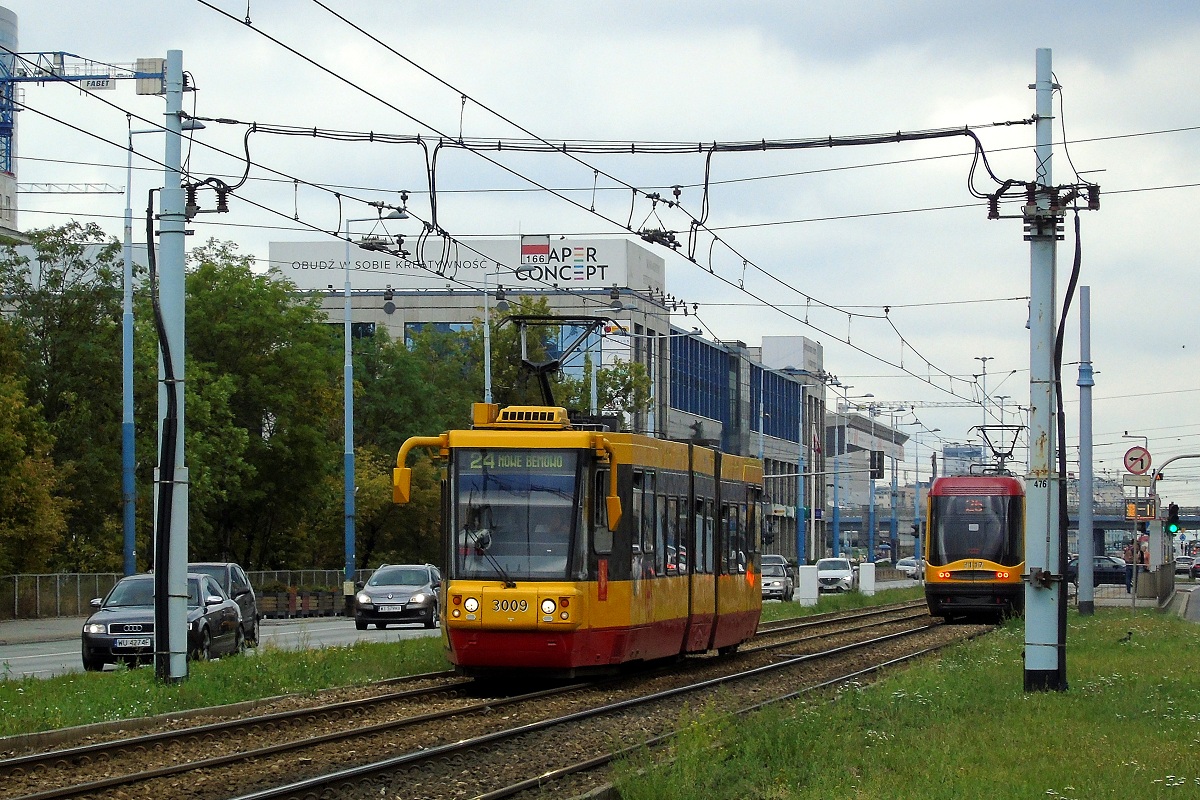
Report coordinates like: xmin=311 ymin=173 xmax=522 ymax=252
xmin=930 ymin=495 xmax=1022 ymax=565
xmin=452 ymin=449 xmax=581 ymax=581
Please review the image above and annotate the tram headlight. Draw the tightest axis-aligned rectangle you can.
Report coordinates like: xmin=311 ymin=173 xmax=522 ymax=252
xmin=540 ymin=598 xmax=557 ymax=615
xmin=463 ymin=597 xmax=479 ymax=613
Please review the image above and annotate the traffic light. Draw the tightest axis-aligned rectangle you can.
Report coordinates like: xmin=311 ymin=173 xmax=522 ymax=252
xmin=1167 ymin=502 xmax=1182 ymax=535
xmin=870 ymin=450 xmax=885 ymax=480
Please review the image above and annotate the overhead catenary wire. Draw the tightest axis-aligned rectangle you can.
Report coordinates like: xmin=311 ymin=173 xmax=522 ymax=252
xmin=195 ymin=2 xmax=1028 ymax=404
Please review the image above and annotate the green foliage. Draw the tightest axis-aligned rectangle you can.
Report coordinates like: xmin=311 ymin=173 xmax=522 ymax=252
xmin=170 ymin=239 xmax=343 ymax=568
xmin=0 ymin=320 xmax=68 ymax=573
xmin=557 ymin=353 xmax=653 ymax=424
xmin=0 ymin=222 xmax=124 ymax=570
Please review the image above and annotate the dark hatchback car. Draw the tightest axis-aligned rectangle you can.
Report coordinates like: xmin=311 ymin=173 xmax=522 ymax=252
xmin=81 ymin=573 xmax=243 ymax=671
xmin=1066 ymin=555 xmax=1127 ymax=586
xmin=188 ymin=562 xmax=260 ymax=645
xmin=355 ymin=564 xmax=441 ymax=630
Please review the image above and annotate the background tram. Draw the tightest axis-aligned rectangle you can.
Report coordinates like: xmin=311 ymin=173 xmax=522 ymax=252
xmin=923 ymin=474 xmax=1025 ymax=621
xmin=393 ymin=402 xmax=765 ymax=677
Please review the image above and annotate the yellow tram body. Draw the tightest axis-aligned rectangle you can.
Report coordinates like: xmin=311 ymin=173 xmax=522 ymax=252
xmin=395 ymin=403 xmax=764 ymax=676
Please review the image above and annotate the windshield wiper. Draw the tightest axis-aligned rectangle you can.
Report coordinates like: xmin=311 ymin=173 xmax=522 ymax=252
xmin=464 ymin=500 xmax=516 ymax=588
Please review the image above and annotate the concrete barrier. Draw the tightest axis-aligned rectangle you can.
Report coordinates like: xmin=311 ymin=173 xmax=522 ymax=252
xmin=796 ymin=565 xmax=819 ymax=606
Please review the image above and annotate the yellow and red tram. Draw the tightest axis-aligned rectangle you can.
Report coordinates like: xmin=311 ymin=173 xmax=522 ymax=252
xmin=923 ymin=474 xmax=1025 ymax=621
xmin=393 ymin=403 xmax=764 ymax=677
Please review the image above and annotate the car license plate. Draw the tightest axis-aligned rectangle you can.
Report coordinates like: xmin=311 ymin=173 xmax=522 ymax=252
xmin=379 ymin=605 xmax=404 ymax=613
xmin=115 ymin=637 xmax=152 ymax=648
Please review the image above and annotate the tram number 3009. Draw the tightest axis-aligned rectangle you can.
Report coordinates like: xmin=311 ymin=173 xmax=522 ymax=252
xmin=493 ymin=599 xmax=529 ymax=613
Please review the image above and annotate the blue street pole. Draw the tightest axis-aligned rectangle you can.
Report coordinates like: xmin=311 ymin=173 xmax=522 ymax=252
xmin=868 ymin=407 xmax=876 ymax=562
xmin=796 ymin=385 xmax=807 ymax=565
xmin=832 ymin=445 xmax=841 ymax=557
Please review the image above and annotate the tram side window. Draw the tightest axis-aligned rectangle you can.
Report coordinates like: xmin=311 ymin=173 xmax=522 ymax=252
xmin=722 ymin=503 xmax=746 ymax=574
xmin=695 ymin=498 xmax=714 ymax=574
xmin=655 ymin=492 xmax=668 ymax=576
xmin=735 ymin=503 xmax=747 ymax=573
xmin=665 ymin=496 xmax=681 ymax=575
xmin=632 ymin=471 xmax=658 ymax=577
xmin=593 ymin=470 xmax=612 ymax=554
xmin=720 ymin=503 xmax=731 ymax=574
xmin=642 ymin=471 xmax=656 ymax=563
xmin=746 ymin=497 xmax=759 ymax=554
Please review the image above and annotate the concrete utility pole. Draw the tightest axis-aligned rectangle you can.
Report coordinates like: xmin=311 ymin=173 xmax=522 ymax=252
xmin=1024 ymin=48 xmax=1066 ymax=692
xmin=154 ymin=50 xmax=189 ymax=682
xmin=1077 ymin=286 xmax=1095 ymax=615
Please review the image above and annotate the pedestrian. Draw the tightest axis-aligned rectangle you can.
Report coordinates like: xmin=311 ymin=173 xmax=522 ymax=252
xmin=1122 ymin=539 xmax=1136 ymax=593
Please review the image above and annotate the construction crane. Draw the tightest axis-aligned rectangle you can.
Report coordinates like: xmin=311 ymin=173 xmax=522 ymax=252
xmin=0 ymin=49 xmax=163 ymax=176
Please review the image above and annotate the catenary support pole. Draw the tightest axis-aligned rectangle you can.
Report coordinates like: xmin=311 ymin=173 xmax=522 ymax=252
xmin=1024 ymin=47 xmax=1066 ymax=692
xmin=156 ymin=50 xmax=189 ymax=682
xmin=1077 ymin=286 xmax=1095 ymax=615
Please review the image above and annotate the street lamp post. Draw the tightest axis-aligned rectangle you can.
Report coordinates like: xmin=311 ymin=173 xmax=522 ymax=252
xmin=829 ymin=388 xmax=871 ymax=558
xmin=907 ymin=424 xmax=939 ymax=562
xmin=889 ymin=408 xmax=899 ymax=564
xmin=868 ymin=405 xmax=877 ymax=562
xmin=122 ymin=118 xmax=203 ymax=576
xmin=976 ymin=355 xmax=993 ymax=429
xmin=796 ymin=384 xmax=807 ymax=565
xmin=342 ymin=209 xmax=405 ymax=601
xmin=483 ymin=269 xmax=496 ymax=403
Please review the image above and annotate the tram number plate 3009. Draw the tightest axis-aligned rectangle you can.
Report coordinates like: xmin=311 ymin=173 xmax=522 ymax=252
xmin=492 ymin=599 xmax=529 ymax=613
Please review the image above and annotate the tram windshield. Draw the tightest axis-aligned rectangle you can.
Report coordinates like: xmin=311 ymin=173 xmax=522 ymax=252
xmin=928 ymin=494 xmax=1023 ymax=566
xmin=451 ymin=448 xmax=582 ymax=581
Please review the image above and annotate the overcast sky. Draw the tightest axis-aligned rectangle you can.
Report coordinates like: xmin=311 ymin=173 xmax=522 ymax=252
xmin=8 ymin=1 xmax=1200 ymax=502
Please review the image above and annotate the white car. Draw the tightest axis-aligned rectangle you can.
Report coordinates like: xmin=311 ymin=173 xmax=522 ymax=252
xmin=895 ymin=557 xmax=922 ymax=579
xmin=816 ymin=558 xmax=856 ymax=593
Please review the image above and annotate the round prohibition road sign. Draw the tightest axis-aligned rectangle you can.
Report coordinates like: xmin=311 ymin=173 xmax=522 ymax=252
xmin=1123 ymin=446 xmax=1152 ymax=475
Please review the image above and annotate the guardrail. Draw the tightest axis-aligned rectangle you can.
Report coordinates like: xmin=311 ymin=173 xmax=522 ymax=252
xmin=0 ymin=570 xmax=376 ymax=621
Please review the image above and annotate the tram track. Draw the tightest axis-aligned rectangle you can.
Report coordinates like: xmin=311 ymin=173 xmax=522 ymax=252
xmin=0 ymin=603 xmax=944 ymax=800
xmin=233 ymin=620 xmax=983 ymax=800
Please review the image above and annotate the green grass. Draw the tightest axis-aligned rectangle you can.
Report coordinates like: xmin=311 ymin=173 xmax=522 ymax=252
xmin=759 ymin=586 xmax=926 ymax=623
xmin=614 ymin=608 xmax=1200 ymax=799
xmin=0 ymin=589 xmax=914 ymax=740
xmin=0 ymin=636 xmax=449 ymax=738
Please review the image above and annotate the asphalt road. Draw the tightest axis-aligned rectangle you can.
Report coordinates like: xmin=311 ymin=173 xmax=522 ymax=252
xmin=0 ymin=616 xmax=441 ymax=680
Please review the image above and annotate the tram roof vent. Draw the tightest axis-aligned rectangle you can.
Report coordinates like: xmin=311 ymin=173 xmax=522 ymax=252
xmin=489 ymin=405 xmax=572 ymax=429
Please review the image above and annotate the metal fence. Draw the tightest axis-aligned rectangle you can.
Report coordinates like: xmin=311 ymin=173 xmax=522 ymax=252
xmin=0 ymin=570 xmax=376 ymax=621
xmin=0 ymin=573 xmax=124 ymax=620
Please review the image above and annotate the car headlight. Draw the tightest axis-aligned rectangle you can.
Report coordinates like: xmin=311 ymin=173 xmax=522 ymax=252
xmin=356 ymin=592 xmax=372 ymax=605
xmin=409 ymin=593 xmax=427 ymax=604
xmin=83 ymin=623 xmax=106 ymax=634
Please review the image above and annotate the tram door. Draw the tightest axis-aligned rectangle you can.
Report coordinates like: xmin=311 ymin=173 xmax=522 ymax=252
xmin=683 ymin=452 xmax=717 ymax=653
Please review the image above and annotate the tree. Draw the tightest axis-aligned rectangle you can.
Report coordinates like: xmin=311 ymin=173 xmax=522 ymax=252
xmin=0 ymin=320 xmax=68 ymax=574
xmin=136 ymin=239 xmax=343 ymax=569
xmin=556 ymin=354 xmax=653 ymax=425
xmin=0 ymin=222 xmax=124 ymax=570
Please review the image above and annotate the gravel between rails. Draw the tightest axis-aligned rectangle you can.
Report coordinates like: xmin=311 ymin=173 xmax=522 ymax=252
xmin=4 ymin=605 xmax=961 ymax=800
